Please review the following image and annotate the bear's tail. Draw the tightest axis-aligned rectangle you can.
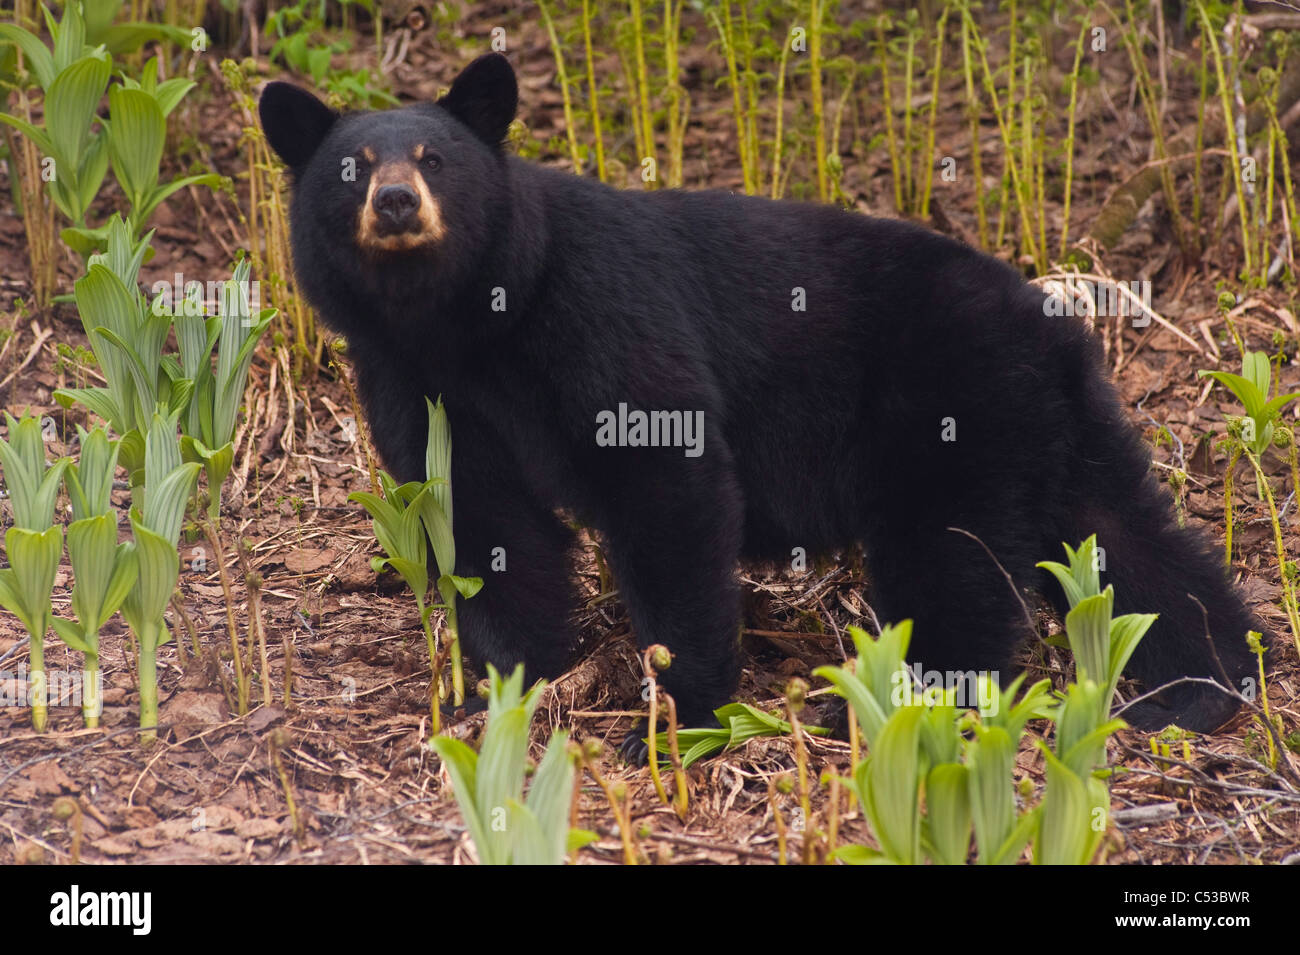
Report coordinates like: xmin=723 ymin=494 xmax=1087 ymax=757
xmin=1050 ymin=347 xmax=1261 ymax=733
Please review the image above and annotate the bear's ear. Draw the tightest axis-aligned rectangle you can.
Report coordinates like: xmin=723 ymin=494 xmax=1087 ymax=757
xmin=436 ymin=53 xmax=518 ymax=148
xmin=258 ymin=82 xmax=339 ymax=170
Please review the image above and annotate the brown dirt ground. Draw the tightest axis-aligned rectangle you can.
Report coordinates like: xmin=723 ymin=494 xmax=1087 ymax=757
xmin=0 ymin=3 xmax=1298 ymax=864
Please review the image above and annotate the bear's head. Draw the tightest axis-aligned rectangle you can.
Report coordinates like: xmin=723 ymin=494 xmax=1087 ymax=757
xmin=257 ymin=54 xmax=518 ymax=321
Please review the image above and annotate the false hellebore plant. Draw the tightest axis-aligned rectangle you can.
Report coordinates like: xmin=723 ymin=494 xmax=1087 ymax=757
xmin=119 ymin=413 xmax=200 ymax=743
xmin=349 ymin=397 xmax=481 ymax=735
xmin=813 ymin=536 xmax=1152 ymax=866
xmin=430 ymin=664 xmax=593 ymax=865
xmin=173 ymin=256 xmax=275 ymax=522
xmin=55 ymin=215 xmax=183 ymax=495
xmin=51 ymin=425 xmax=138 ymax=728
xmin=0 ymin=414 xmax=69 ymax=732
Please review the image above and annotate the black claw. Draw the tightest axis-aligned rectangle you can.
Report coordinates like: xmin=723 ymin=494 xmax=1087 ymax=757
xmin=440 ymin=694 xmax=488 ymax=722
xmin=818 ymin=695 xmax=850 ymax=740
xmin=619 ymin=720 xmax=655 ymax=766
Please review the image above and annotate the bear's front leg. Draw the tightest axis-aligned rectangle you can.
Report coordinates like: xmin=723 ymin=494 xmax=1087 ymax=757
xmin=598 ymin=448 xmax=745 ymax=747
xmin=348 ymin=344 xmax=430 ymax=484
xmin=450 ymin=434 xmax=580 ymax=689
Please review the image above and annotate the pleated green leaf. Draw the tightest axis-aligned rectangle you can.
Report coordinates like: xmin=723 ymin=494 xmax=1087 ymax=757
xmin=107 ymin=86 xmax=166 ymax=210
xmin=519 ymin=730 xmax=575 ymax=865
xmin=863 ymin=705 xmax=924 ymax=865
xmin=424 ymin=397 xmax=453 ymax=524
xmin=923 ymin=762 xmax=972 ymax=865
xmin=45 ymin=52 xmax=110 ymax=177
xmin=50 ymin=617 xmax=93 ymax=654
xmin=428 ymin=735 xmax=487 ymax=859
xmin=0 ymin=23 xmax=55 ymax=90
xmin=967 ymin=725 xmax=1017 ymax=865
xmin=1035 ymin=747 xmax=1096 ymax=865
xmin=50 ymin=0 xmax=87 ymax=74
xmin=1064 ymin=589 xmax=1113 ymax=687
xmin=121 ymin=516 xmax=181 ymax=652
xmin=75 ymin=129 xmax=110 ymax=222
xmin=0 ymin=525 xmax=62 ymax=633
xmin=65 ymin=425 xmax=119 ymax=520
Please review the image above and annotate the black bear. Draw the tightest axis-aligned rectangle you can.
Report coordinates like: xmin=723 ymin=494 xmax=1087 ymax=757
xmin=259 ymin=53 xmax=1260 ymax=750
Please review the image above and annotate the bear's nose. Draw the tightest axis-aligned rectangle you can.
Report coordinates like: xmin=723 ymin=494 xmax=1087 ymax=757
xmin=373 ymin=184 xmax=420 ymax=229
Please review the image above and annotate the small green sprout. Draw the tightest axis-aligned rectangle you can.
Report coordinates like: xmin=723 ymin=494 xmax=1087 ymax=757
xmin=349 ymin=397 xmax=481 ymax=733
xmin=1199 ymin=350 xmax=1300 ymax=459
xmin=0 ymin=413 xmax=69 ymax=732
xmin=50 ymin=425 xmax=138 ymax=728
xmin=118 ymin=413 xmax=201 ymax=743
xmin=430 ymin=664 xmax=596 ymax=865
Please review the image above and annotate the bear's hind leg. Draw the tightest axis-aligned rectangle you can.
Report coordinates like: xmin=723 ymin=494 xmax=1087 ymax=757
xmin=862 ymin=516 xmax=1042 ymax=699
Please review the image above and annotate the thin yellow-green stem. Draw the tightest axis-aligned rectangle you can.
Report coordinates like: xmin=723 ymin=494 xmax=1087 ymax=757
xmin=420 ymin=603 xmax=441 ymax=736
xmin=1197 ymin=1 xmax=1253 ymax=277
xmin=1243 ymin=449 xmax=1300 ymax=655
xmin=583 ymin=753 xmax=638 ymax=864
xmin=825 ymin=773 xmax=841 ymax=862
xmin=1035 ymin=94 xmax=1047 ymax=268
xmin=960 ymin=8 xmax=988 ymax=247
xmin=1006 ymin=0 xmax=1017 ymax=138
xmin=269 ymin=731 xmax=306 ymax=846
xmin=828 ymin=71 xmax=857 ymax=204
xmin=1060 ymin=20 xmax=1088 ymax=258
xmin=902 ymin=26 xmax=917 ymax=210
xmin=1287 ymin=429 xmax=1300 ymax=514
xmin=846 ymin=705 xmax=859 ymax=811
xmin=629 ymin=0 xmax=656 ymax=188
xmin=615 ymin=35 xmax=642 ymax=169
xmin=963 ymin=8 xmax=1038 ymax=264
xmin=771 ymin=28 xmax=792 ymax=198
xmin=82 ymin=652 xmax=101 ymax=729
xmin=876 ymin=15 xmax=903 ymax=212
xmin=738 ymin=4 xmax=760 ymax=193
xmin=769 ymin=777 xmax=790 ymax=865
xmin=664 ymin=693 xmax=689 ymax=820
xmin=810 ymin=0 xmax=827 ymax=202
xmin=1114 ymin=0 xmax=1191 ymax=255
xmin=918 ymin=9 xmax=949 ymax=219
xmin=29 ymin=638 xmax=47 ymax=733
xmin=250 ymin=570 xmax=272 ymax=706
xmin=1251 ymin=638 xmax=1277 ymax=768
xmin=1262 ymin=104 xmax=1277 ymax=285
xmin=646 ymin=673 xmax=668 ymax=805
xmin=1019 ymin=54 xmax=1036 ymax=263
xmin=539 ymin=0 xmax=584 ymax=174
xmin=204 ymin=518 xmax=248 ymax=715
xmin=1260 ymin=60 xmax=1296 ymax=281
xmin=440 ymin=586 xmax=465 ymax=707
xmin=1223 ymin=443 xmax=1241 ymax=567
xmin=137 ymin=640 xmax=157 ymax=744
xmin=787 ymin=702 xmax=813 ymax=865
xmin=1003 ymin=0 xmax=1017 ymax=249
xmin=664 ymin=0 xmax=686 ymax=187
xmin=711 ymin=4 xmax=755 ymax=194
xmin=1269 ymin=112 xmax=1298 ymax=274
xmin=581 ymin=0 xmax=607 ymax=182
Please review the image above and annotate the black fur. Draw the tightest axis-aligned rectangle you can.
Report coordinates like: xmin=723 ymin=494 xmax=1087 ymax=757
xmin=259 ymin=54 xmax=1260 ymax=735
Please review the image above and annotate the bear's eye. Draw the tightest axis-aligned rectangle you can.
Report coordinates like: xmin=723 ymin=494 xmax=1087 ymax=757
xmin=424 ymin=153 xmax=442 ymax=172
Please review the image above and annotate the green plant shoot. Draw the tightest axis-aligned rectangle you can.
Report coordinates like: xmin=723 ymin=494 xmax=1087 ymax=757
xmin=430 ymin=664 xmax=595 ymax=864
xmin=0 ymin=413 xmax=69 ymax=732
xmin=50 ymin=425 xmax=138 ymax=728
xmin=118 ymin=412 xmax=200 ymax=743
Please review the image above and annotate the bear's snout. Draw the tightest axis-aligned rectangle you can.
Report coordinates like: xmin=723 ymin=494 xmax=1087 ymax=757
xmin=373 ymin=184 xmax=420 ymax=231
xmin=357 ymin=163 xmax=447 ymax=253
